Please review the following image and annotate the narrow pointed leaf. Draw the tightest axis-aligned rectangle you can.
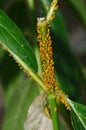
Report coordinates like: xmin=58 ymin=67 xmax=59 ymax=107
xmin=68 ymin=99 xmax=86 ymax=130
xmin=0 ymin=9 xmax=38 ymax=73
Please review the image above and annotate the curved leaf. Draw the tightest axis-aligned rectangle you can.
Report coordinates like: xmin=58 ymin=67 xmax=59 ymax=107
xmin=68 ymin=99 xmax=86 ymax=130
xmin=0 ymin=9 xmax=38 ymax=72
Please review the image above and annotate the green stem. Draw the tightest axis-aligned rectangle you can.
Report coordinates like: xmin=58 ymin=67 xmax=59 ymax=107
xmin=46 ymin=0 xmax=58 ymax=23
xmin=27 ymin=0 xmax=34 ymax=11
xmin=48 ymin=93 xmax=59 ymax=130
xmin=34 ymin=45 xmax=43 ymax=78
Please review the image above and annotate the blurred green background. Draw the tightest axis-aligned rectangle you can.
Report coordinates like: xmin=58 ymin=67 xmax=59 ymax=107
xmin=0 ymin=0 xmax=86 ymax=130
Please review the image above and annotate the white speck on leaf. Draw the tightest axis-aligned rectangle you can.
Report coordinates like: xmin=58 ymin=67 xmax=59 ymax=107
xmin=21 ymin=44 xmax=24 ymax=47
xmin=25 ymin=56 xmax=27 ymax=58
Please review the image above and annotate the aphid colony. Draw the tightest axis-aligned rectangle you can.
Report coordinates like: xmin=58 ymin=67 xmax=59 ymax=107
xmin=37 ymin=0 xmax=70 ymax=110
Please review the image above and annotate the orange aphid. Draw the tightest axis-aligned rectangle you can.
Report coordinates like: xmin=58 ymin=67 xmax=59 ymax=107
xmin=55 ymin=90 xmax=70 ymax=110
xmin=37 ymin=1 xmax=70 ymax=110
xmin=55 ymin=5 xmax=59 ymax=10
xmin=37 ymin=20 xmax=58 ymax=91
xmin=46 ymin=6 xmax=49 ymax=11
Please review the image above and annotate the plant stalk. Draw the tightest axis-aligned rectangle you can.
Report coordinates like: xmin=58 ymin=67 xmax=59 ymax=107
xmin=48 ymin=93 xmax=59 ymax=130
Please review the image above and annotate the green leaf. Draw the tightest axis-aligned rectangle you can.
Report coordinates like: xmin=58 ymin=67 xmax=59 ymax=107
xmin=0 ymin=46 xmax=5 ymax=63
xmin=0 ymin=9 xmax=38 ymax=73
xmin=66 ymin=0 xmax=86 ymax=28
xmin=68 ymin=99 xmax=86 ymax=130
xmin=2 ymin=74 xmax=39 ymax=130
xmin=0 ymin=55 xmax=20 ymax=87
xmin=0 ymin=8 xmax=46 ymax=95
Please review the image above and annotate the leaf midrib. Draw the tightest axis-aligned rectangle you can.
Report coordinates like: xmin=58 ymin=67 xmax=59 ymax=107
xmin=70 ymin=100 xmax=86 ymax=129
xmin=0 ymin=22 xmax=36 ymax=68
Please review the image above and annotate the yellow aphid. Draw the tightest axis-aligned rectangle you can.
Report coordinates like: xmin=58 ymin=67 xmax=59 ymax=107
xmin=9 ymin=53 xmax=12 ymax=57
xmin=50 ymin=15 xmax=55 ymax=21
xmin=18 ymin=63 xmax=21 ymax=67
xmin=54 ymin=107 xmax=57 ymax=112
xmin=37 ymin=28 xmax=40 ymax=34
xmin=2 ymin=46 xmax=7 ymax=51
xmin=37 ymin=19 xmax=58 ymax=92
xmin=55 ymin=5 xmax=59 ymax=10
xmin=46 ymin=33 xmax=49 ymax=38
xmin=51 ymin=0 xmax=58 ymax=6
xmin=46 ymin=6 xmax=49 ymax=11
xmin=55 ymin=90 xmax=70 ymax=110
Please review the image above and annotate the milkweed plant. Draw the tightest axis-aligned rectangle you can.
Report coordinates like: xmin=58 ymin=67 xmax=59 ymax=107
xmin=0 ymin=0 xmax=86 ymax=130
